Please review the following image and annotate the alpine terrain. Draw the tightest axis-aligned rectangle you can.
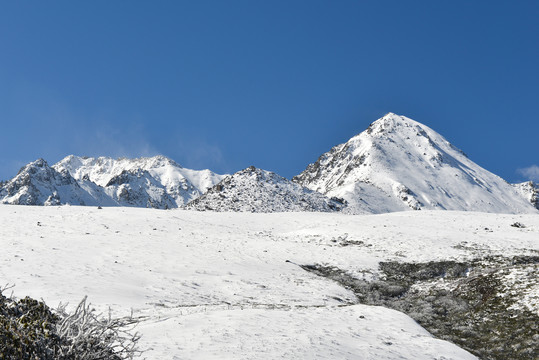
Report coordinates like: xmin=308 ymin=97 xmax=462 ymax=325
xmin=0 ymin=159 xmax=108 ymax=206
xmin=185 ymin=166 xmax=345 ymax=212
xmin=1 ymin=113 xmax=536 ymax=215
xmin=293 ymin=113 xmax=537 ymax=214
xmin=1 ymin=113 xmax=538 ymax=360
xmin=0 ymin=155 xmax=225 ymax=208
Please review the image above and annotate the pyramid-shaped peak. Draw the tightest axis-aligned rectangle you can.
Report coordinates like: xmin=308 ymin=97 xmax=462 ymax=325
xmin=17 ymin=158 xmax=50 ymax=175
xmin=366 ymin=113 xmax=424 ymax=136
xmin=382 ymin=112 xmax=400 ymax=119
xmin=379 ymin=112 xmax=415 ymax=123
xmin=295 ymin=112 xmax=538 ymax=214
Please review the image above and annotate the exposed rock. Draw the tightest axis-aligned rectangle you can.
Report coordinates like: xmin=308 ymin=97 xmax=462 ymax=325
xmin=185 ymin=166 xmax=345 ymax=213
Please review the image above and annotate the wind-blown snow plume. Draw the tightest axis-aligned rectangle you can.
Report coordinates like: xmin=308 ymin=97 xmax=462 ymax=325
xmin=518 ymin=165 xmax=539 ymax=182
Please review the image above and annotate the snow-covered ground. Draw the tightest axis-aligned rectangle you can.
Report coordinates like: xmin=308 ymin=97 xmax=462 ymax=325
xmin=2 ymin=205 xmax=538 ymax=359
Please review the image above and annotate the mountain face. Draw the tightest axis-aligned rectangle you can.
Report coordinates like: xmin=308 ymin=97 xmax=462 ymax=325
xmin=0 ymin=159 xmax=106 ymax=206
xmin=185 ymin=166 xmax=346 ymax=213
xmin=512 ymin=181 xmax=538 ymax=210
xmin=0 ymin=156 xmax=225 ymax=208
xmin=54 ymin=155 xmax=224 ymax=207
xmin=293 ymin=113 xmax=537 ymax=214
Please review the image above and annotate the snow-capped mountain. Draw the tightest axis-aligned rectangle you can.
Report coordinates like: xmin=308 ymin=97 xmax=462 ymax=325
xmin=54 ymin=155 xmax=225 ymax=206
xmin=0 ymin=155 xmax=225 ymax=208
xmin=185 ymin=166 xmax=346 ymax=213
xmin=1 ymin=116 xmax=535 ymax=214
xmin=0 ymin=159 xmax=109 ymax=206
xmin=512 ymin=181 xmax=538 ymax=210
xmin=100 ymin=168 xmax=177 ymax=209
xmin=293 ymin=113 xmax=537 ymax=214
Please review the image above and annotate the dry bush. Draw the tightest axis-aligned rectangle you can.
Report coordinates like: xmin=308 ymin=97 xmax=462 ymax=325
xmin=0 ymin=286 xmax=142 ymax=360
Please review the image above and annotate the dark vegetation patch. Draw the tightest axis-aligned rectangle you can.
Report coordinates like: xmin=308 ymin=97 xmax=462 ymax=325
xmin=0 ymin=288 xmax=141 ymax=360
xmin=301 ymin=256 xmax=539 ymax=360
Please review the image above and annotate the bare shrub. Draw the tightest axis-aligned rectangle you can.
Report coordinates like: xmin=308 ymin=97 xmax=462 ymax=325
xmin=55 ymin=296 xmax=142 ymax=360
xmin=0 ymin=287 xmax=142 ymax=360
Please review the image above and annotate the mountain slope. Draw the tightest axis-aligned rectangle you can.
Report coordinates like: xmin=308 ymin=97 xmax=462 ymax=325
xmin=294 ymin=113 xmax=537 ymax=214
xmin=0 ymin=159 xmax=111 ymax=206
xmin=3 ymin=206 xmax=538 ymax=358
xmin=185 ymin=166 xmax=345 ymax=213
xmin=101 ymin=168 xmax=177 ymax=209
xmin=0 ymin=155 xmax=225 ymax=208
xmin=54 ymin=155 xmax=225 ymax=206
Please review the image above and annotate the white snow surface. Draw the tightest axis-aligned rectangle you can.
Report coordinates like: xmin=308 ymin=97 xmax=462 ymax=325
xmin=294 ymin=113 xmax=537 ymax=214
xmin=185 ymin=166 xmax=345 ymax=213
xmin=54 ymin=155 xmax=225 ymax=206
xmin=3 ymin=206 xmax=539 ymax=358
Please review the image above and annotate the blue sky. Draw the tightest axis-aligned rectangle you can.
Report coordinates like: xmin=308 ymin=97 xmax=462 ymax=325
xmin=1 ymin=1 xmax=538 ymax=182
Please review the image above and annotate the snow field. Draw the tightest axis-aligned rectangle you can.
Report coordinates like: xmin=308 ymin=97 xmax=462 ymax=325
xmin=2 ymin=205 xmax=538 ymax=358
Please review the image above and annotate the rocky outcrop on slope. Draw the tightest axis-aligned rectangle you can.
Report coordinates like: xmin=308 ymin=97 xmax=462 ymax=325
xmin=185 ymin=166 xmax=346 ymax=213
xmin=103 ymin=168 xmax=176 ymax=209
xmin=512 ymin=181 xmax=538 ymax=210
xmin=302 ymin=255 xmax=539 ymax=360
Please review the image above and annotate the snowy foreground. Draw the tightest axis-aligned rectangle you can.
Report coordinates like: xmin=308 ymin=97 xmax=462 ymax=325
xmin=2 ymin=206 xmax=538 ymax=359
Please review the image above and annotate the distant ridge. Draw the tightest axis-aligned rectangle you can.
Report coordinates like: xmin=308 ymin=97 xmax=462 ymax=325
xmin=0 ymin=155 xmax=225 ymax=208
xmin=1 ymin=114 xmax=537 ymax=213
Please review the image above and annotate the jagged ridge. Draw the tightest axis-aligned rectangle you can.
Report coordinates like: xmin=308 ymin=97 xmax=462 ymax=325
xmin=0 ymin=155 xmax=225 ymax=208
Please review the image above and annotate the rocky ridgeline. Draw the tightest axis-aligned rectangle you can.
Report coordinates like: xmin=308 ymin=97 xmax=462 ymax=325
xmin=185 ymin=166 xmax=345 ymax=213
xmin=0 ymin=156 xmax=224 ymax=209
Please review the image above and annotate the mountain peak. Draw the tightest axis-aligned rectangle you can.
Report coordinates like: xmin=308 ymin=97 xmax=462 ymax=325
xmin=1 ymin=157 xmax=96 ymax=206
xmin=51 ymin=155 xmax=225 ymax=207
xmin=295 ymin=114 xmax=537 ymax=214
xmin=28 ymin=158 xmax=48 ymax=168
xmin=365 ymin=113 xmax=423 ymax=137
xmin=137 ymin=155 xmax=181 ymax=168
xmin=16 ymin=158 xmax=51 ymax=176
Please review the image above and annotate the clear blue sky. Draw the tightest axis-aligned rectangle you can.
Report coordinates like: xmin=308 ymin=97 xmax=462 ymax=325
xmin=1 ymin=1 xmax=538 ymax=182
